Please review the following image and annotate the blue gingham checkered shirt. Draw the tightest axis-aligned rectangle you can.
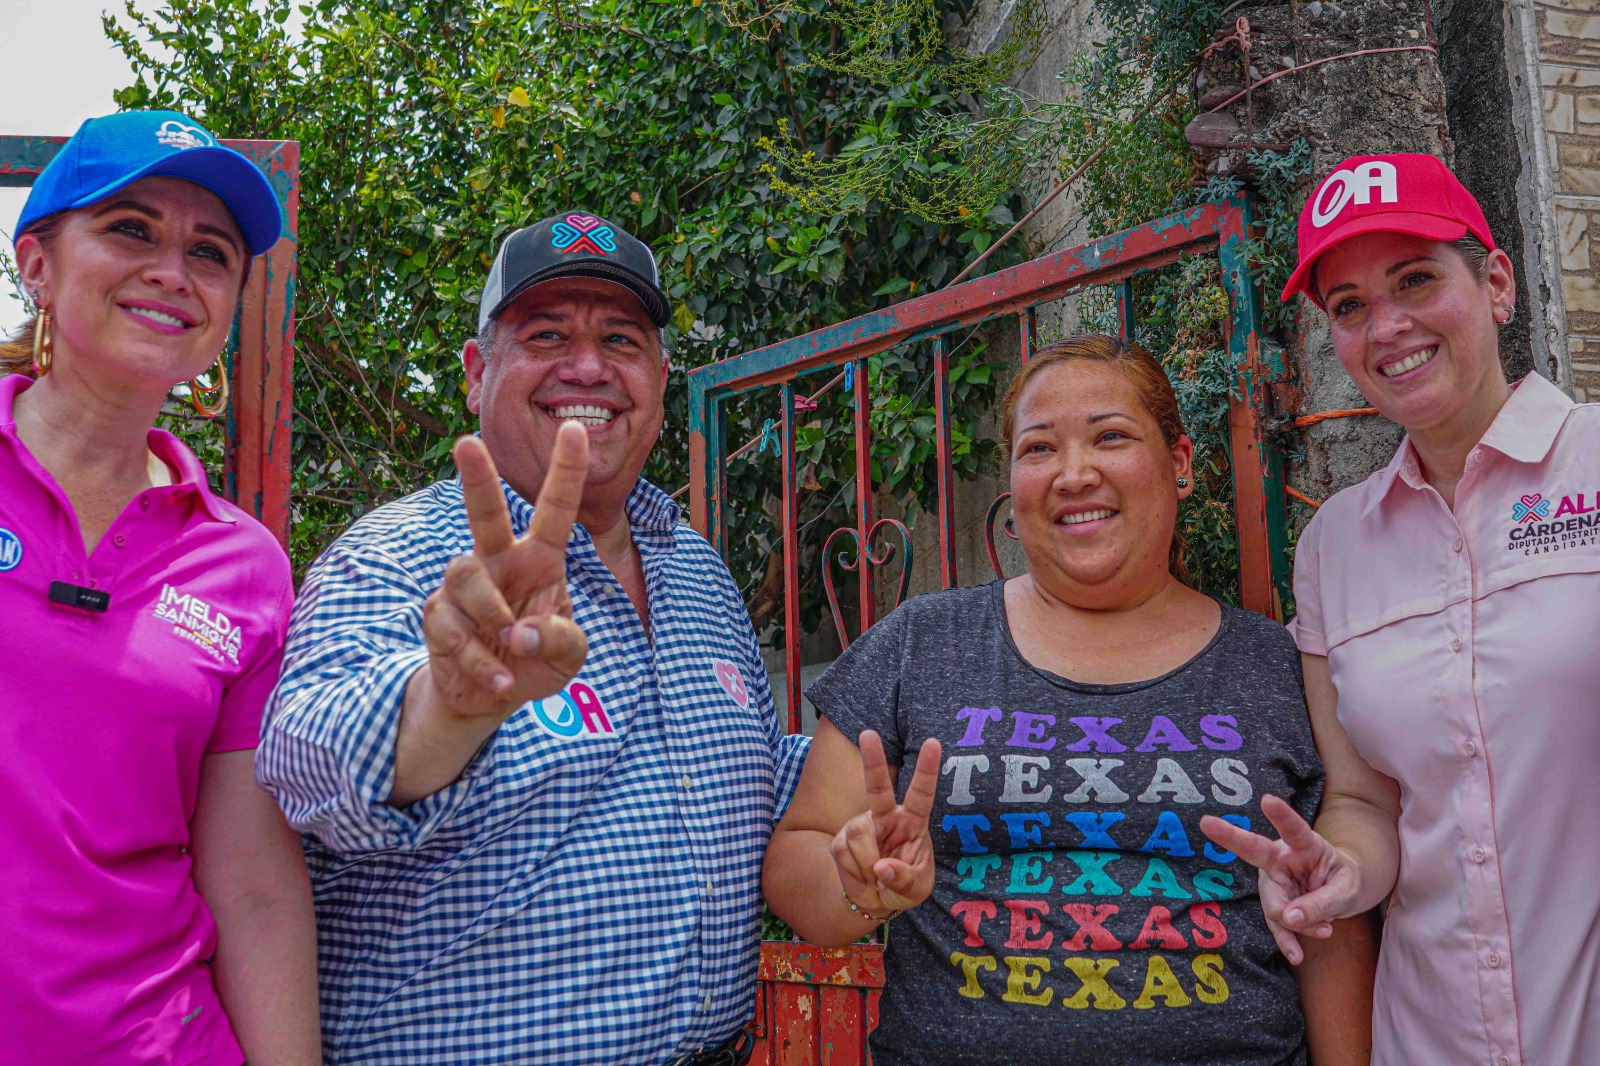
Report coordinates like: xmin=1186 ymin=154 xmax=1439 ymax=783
xmin=257 ymin=477 xmax=809 ymax=1065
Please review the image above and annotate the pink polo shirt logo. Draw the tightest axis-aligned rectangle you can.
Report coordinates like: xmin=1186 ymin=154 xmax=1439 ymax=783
xmin=0 ymin=527 xmax=21 ymax=572
xmin=152 ymin=583 xmax=244 ymax=664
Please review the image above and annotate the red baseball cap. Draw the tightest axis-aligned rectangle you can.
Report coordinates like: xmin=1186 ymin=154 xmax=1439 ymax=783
xmin=1281 ymin=152 xmax=1495 ymax=307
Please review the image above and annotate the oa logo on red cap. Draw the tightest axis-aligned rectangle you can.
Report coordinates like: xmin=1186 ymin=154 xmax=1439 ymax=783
xmin=1311 ymin=160 xmax=1398 ymax=228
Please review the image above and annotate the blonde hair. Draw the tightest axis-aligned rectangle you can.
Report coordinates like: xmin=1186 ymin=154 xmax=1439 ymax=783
xmin=0 ymin=316 xmax=40 ymax=378
xmin=1001 ymin=332 xmax=1192 ymax=585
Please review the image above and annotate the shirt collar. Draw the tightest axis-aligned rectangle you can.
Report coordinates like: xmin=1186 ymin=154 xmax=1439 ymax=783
xmin=1477 ymin=371 xmax=1572 ymax=463
xmin=1359 ymin=373 xmax=1573 ymax=520
xmin=1 ymin=374 xmax=235 ymax=525
xmin=496 ymin=475 xmax=681 ymax=545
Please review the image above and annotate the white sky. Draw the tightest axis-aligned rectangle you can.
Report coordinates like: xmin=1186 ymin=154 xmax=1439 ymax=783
xmin=0 ymin=0 xmax=142 ymax=333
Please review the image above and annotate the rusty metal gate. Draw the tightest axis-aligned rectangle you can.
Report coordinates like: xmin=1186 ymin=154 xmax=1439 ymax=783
xmin=0 ymin=134 xmax=300 ymax=545
xmin=687 ymin=195 xmax=1288 ymax=1064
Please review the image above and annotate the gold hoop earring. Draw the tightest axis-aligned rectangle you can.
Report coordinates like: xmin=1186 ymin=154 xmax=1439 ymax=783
xmin=189 ymin=355 xmax=229 ymax=418
xmin=31 ymin=309 xmax=53 ymax=376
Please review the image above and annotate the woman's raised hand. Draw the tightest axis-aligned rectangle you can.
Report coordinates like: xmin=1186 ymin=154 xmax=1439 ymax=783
xmin=1199 ymin=794 xmax=1365 ymax=965
xmin=831 ymin=730 xmax=943 ymax=917
xmin=420 ymin=425 xmax=591 ymax=722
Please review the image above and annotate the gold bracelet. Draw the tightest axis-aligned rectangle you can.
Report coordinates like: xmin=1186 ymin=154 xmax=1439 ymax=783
xmin=841 ymin=887 xmax=902 ymax=923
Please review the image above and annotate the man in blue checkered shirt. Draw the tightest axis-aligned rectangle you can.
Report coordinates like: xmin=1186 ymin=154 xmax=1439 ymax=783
xmin=258 ymin=213 xmax=809 ymax=1065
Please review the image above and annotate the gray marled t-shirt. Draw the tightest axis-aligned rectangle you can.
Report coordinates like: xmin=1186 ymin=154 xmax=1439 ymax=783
xmin=809 ymin=580 xmax=1322 ymax=1066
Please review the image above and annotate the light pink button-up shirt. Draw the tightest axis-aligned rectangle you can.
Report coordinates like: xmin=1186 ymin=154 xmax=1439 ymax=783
xmin=1292 ymin=372 xmax=1600 ymax=1066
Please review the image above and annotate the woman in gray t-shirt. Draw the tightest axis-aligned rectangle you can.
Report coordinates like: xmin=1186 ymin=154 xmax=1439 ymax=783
xmin=762 ymin=334 xmax=1377 ymax=1066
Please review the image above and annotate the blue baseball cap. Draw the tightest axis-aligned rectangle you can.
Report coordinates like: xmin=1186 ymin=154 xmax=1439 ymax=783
xmin=16 ymin=110 xmax=283 ymax=257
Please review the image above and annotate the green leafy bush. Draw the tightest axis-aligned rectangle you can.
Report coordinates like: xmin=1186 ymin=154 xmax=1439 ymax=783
xmin=106 ymin=0 xmax=1016 ymax=625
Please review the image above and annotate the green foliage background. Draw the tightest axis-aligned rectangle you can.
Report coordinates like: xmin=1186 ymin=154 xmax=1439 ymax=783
xmin=105 ymin=0 xmax=1018 ymax=632
xmin=758 ymin=0 xmax=1315 ymax=604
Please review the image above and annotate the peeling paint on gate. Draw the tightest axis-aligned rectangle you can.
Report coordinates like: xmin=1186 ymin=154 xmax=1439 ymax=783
xmin=690 ymin=195 xmax=1289 ymax=623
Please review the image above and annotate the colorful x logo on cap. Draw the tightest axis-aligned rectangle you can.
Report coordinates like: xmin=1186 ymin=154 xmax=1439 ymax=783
xmin=551 ymin=214 xmax=617 ymax=256
xmin=1512 ymin=493 xmax=1551 ymax=523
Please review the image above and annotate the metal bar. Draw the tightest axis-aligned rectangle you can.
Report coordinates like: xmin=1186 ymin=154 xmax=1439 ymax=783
xmin=852 ymin=360 xmax=876 ymax=631
xmin=779 ymin=383 xmax=802 ymax=736
xmin=932 ymin=336 xmax=956 ymax=589
xmin=1216 ymin=193 xmax=1291 ymax=617
xmin=687 ymin=203 xmax=1232 ymax=397
xmin=1018 ymin=307 xmax=1037 ymax=364
xmin=713 ymin=398 xmax=729 ymax=559
xmin=688 ymin=372 xmax=712 ymax=540
xmin=0 ymin=135 xmax=67 ymax=186
xmin=1116 ymin=277 xmax=1136 ymax=344
xmin=226 ymin=139 xmax=299 ymax=547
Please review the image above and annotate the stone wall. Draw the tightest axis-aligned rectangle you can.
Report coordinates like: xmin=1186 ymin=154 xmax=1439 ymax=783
xmin=1528 ymin=0 xmax=1600 ymax=398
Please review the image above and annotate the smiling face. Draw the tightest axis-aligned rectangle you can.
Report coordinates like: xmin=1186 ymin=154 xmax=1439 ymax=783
xmin=15 ymin=176 xmax=248 ymax=399
xmin=1316 ymin=231 xmax=1514 ymax=438
xmin=1008 ymin=358 xmax=1194 ymax=607
xmin=463 ymin=276 xmax=666 ymax=528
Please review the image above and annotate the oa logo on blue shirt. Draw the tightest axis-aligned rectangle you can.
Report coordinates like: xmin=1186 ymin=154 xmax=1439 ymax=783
xmin=0 ymin=527 xmax=22 ymax=572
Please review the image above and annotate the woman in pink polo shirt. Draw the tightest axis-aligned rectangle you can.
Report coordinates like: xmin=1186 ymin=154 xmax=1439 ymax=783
xmin=1202 ymin=154 xmax=1600 ymax=1065
xmin=0 ymin=112 xmax=319 ymax=1063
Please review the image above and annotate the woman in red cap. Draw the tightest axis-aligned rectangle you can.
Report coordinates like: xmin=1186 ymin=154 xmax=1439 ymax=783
xmin=0 ymin=111 xmax=320 ymax=1063
xmin=1202 ymin=154 xmax=1600 ymax=1065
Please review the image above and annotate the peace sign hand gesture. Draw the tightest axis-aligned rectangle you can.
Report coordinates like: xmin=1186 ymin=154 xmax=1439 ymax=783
xmin=832 ymin=730 xmax=943 ymax=918
xmin=1199 ymin=795 xmax=1364 ymax=964
xmin=421 ymin=423 xmax=591 ymax=723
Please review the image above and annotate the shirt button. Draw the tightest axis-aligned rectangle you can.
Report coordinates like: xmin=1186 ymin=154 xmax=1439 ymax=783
xmin=1450 ymin=637 xmax=1463 ymax=653
xmin=139 ymin=498 xmax=150 ymax=511
xmin=602 ymin=584 xmax=617 ymax=597
xmin=1464 ymin=740 xmax=1477 ymax=757
xmin=703 ymin=992 xmax=713 ymax=1012
xmin=1472 ymin=846 xmax=1488 ymax=864
xmin=1500 ymin=1056 xmax=1511 ymax=1066
xmin=113 ymin=532 xmax=126 ymax=548
xmin=706 ymin=879 xmax=714 ymax=899
xmin=1452 ymin=538 xmax=1463 ymax=553
xmin=1487 ymin=951 xmax=1501 ymax=968
xmin=681 ymin=774 xmax=693 ymax=791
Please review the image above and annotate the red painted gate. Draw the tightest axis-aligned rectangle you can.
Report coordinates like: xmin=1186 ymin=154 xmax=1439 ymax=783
xmin=688 ymin=196 xmax=1290 ymax=1064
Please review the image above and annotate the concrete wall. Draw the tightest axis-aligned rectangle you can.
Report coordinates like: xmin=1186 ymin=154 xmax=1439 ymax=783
xmin=1437 ymin=0 xmax=1544 ymax=383
xmin=1519 ymin=0 xmax=1600 ymax=398
xmin=868 ymin=0 xmax=1099 ymax=613
xmin=1193 ymin=0 xmax=1448 ymax=499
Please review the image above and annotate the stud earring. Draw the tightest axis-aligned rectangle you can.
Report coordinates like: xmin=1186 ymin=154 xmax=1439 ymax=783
xmin=1177 ymin=477 xmax=1190 ymax=488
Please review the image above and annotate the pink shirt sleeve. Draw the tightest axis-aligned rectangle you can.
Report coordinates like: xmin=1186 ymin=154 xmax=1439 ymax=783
xmin=208 ymin=570 xmax=294 ymax=753
xmin=1287 ymin=511 xmax=1328 ymax=657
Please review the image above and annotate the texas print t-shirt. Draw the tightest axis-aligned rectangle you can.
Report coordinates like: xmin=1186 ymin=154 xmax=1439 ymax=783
xmin=809 ymin=581 xmax=1322 ymax=1066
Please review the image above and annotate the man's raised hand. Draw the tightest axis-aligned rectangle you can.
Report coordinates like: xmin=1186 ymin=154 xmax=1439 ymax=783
xmin=832 ymin=730 xmax=942 ymax=917
xmin=420 ymin=424 xmax=591 ymax=723
xmin=1199 ymin=795 xmax=1363 ymax=964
